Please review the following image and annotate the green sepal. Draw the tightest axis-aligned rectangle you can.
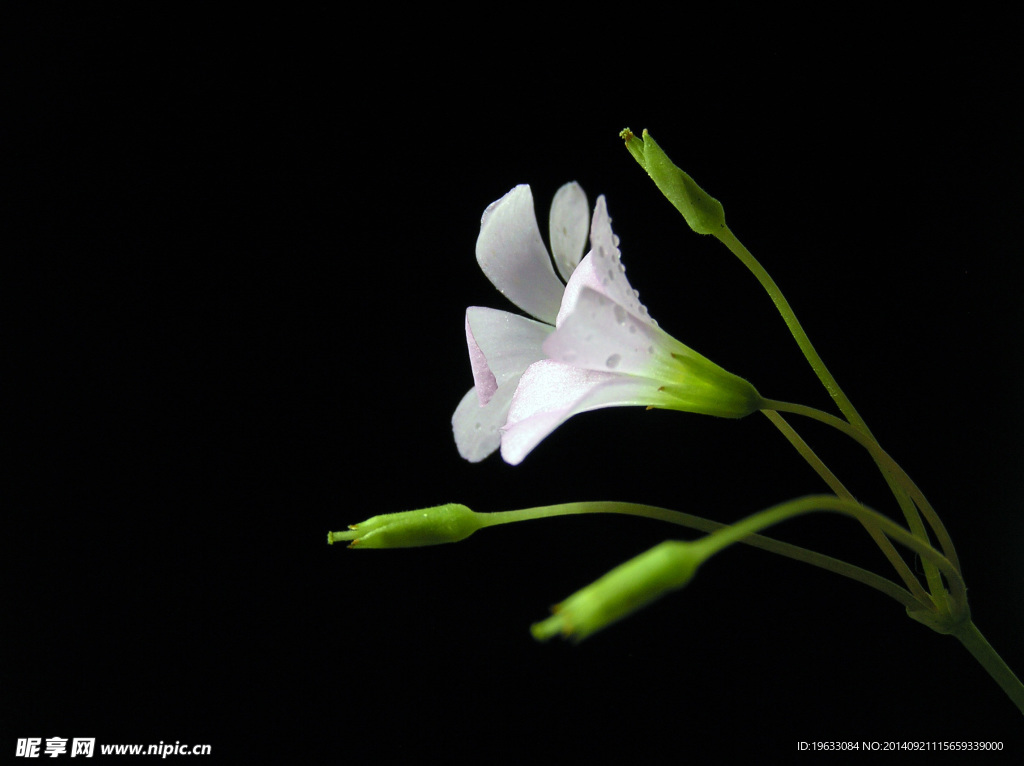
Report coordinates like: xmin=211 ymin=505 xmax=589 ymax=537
xmin=620 ymin=127 xmax=726 ymax=235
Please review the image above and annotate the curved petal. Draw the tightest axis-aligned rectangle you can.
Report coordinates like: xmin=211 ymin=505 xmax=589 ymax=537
xmin=476 ymin=185 xmax=564 ymax=324
xmin=452 ymin=381 xmax=518 ymax=462
xmin=549 ymin=182 xmax=589 ymax=282
xmin=543 ymin=288 xmax=683 ymax=379
xmin=500 ymin=360 xmax=680 ymax=465
xmin=555 ymin=251 xmax=604 ymax=327
xmin=557 ymin=196 xmax=656 ymax=328
xmin=466 ymin=306 xmax=552 ymax=404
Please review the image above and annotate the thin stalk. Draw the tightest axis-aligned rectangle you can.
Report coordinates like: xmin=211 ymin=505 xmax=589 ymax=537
xmin=763 ymin=398 xmax=962 ymax=602
xmin=478 ymin=501 xmax=922 ymax=612
xmin=761 ymin=410 xmax=930 ymax=605
xmin=952 ymin=620 xmax=1024 ymax=715
xmin=761 ymin=410 xmax=852 ymax=498
xmin=692 ymin=495 xmax=959 ymax=592
xmin=716 ymin=225 xmax=870 ymax=434
xmin=715 ymin=226 xmax=926 ymax=552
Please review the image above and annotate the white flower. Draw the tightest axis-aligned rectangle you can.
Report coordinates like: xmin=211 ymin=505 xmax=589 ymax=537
xmin=499 ymin=196 xmax=764 ymax=465
xmin=452 ymin=182 xmax=590 ymax=462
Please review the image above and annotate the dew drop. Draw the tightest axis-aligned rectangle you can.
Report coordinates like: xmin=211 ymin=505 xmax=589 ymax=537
xmin=606 ymin=353 xmax=621 ymax=369
xmin=613 ymin=305 xmax=627 ymax=325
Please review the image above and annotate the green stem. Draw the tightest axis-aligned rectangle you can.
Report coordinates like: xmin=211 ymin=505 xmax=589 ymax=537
xmin=478 ymin=501 xmax=922 ymax=612
xmin=765 ymin=401 xmax=962 ymax=614
xmin=761 ymin=410 xmax=930 ymax=606
xmin=716 ymin=226 xmax=870 ymax=434
xmin=491 ymin=499 xmax=1022 ymax=713
xmin=952 ymin=620 xmax=1024 ymax=715
xmin=770 ymin=395 xmax=958 ymax=581
xmin=692 ymin=496 xmax=957 ymax=590
xmin=715 ymin=226 xmax=927 ymax=561
xmin=761 ymin=410 xmax=852 ymax=498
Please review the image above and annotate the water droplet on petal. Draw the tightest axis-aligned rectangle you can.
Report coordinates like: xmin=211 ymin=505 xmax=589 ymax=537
xmin=606 ymin=353 xmax=621 ymax=369
xmin=613 ymin=305 xmax=627 ymax=325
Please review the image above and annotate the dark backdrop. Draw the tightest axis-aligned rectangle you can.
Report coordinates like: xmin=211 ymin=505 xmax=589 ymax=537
xmin=8 ymin=13 xmax=1023 ymax=761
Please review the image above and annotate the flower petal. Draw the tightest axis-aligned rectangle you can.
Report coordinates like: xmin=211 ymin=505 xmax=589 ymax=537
xmin=548 ymin=182 xmax=589 ymax=282
xmin=452 ymin=381 xmax=518 ymax=462
xmin=556 ymin=196 xmax=657 ymax=328
xmin=476 ymin=185 xmax=564 ymax=324
xmin=465 ymin=307 xmax=552 ymax=405
xmin=500 ymin=360 xmax=680 ymax=465
xmin=545 ymin=288 xmax=763 ymax=419
xmin=543 ymin=287 xmax=684 ymax=379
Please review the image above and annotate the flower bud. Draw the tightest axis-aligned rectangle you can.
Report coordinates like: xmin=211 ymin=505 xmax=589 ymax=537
xmin=531 ymin=540 xmax=702 ymax=642
xmin=328 ymin=503 xmax=482 ymax=549
xmin=620 ymin=128 xmax=726 ymax=235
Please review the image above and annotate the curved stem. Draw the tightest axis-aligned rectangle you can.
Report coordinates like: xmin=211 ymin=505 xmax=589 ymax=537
xmin=761 ymin=410 xmax=852 ymax=498
xmin=486 ymin=499 xmax=1020 ymax=713
xmin=715 ymin=226 xmax=927 ymax=558
xmin=693 ymin=496 xmax=959 ymax=592
xmin=761 ymin=410 xmax=930 ymax=605
xmin=716 ymin=226 xmax=871 ymax=435
xmin=478 ymin=501 xmax=923 ymax=612
xmin=763 ymin=399 xmax=962 ymax=602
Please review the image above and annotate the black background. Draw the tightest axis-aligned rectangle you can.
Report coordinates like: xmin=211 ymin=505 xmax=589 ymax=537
xmin=8 ymin=12 xmax=1023 ymax=761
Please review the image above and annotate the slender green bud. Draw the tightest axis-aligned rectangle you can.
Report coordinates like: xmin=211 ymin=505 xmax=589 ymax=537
xmin=328 ymin=503 xmax=482 ymax=549
xmin=531 ymin=540 xmax=702 ymax=642
xmin=619 ymin=127 xmax=726 ymax=235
